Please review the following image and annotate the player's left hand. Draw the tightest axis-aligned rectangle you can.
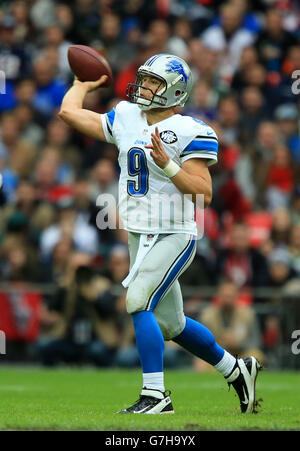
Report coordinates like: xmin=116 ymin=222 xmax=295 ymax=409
xmin=145 ymin=126 xmax=170 ymax=169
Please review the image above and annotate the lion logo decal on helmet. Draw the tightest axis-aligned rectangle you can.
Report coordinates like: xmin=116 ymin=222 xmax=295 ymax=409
xmin=165 ymin=60 xmax=188 ymax=86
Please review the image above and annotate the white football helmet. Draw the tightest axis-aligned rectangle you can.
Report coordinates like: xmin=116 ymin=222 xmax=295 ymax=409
xmin=127 ymin=54 xmax=193 ymax=111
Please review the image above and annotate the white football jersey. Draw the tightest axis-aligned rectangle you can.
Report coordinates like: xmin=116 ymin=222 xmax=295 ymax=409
xmin=100 ymin=101 xmax=218 ymax=235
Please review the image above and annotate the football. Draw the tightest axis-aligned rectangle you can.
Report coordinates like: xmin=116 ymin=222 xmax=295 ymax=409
xmin=67 ymin=45 xmax=113 ymax=87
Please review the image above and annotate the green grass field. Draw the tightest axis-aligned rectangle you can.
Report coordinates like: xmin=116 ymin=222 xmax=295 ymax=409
xmin=0 ymin=366 xmax=299 ymax=431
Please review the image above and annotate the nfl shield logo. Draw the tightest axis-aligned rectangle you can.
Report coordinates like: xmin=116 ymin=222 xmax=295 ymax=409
xmin=160 ymin=130 xmax=178 ymax=144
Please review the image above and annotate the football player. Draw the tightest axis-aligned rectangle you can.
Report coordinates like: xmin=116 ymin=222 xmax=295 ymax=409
xmin=58 ymin=54 xmax=261 ymax=414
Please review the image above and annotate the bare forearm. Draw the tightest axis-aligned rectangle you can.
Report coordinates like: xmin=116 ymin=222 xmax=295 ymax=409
xmin=60 ymin=83 xmax=88 ymax=110
xmin=171 ymin=168 xmax=212 ymax=206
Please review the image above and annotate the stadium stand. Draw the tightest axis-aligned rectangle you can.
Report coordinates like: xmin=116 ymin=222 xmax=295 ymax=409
xmin=0 ymin=0 xmax=300 ymax=369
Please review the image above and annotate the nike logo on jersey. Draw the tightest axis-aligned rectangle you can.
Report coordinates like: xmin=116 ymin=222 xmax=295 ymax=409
xmin=207 ymin=131 xmax=214 ymax=136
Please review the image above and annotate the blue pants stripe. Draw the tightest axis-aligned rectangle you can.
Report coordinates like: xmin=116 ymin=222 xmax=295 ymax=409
xmin=146 ymin=236 xmax=196 ymax=312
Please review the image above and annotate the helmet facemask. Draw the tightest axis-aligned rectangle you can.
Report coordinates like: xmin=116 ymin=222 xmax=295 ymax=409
xmin=127 ymin=71 xmax=168 ymax=111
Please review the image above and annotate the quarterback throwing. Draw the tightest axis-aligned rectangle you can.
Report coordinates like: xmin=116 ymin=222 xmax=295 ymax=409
xmin=59 ymin=53 xmax=261 ymax=415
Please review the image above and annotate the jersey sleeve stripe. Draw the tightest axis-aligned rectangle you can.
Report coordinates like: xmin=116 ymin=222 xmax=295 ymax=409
xmin=180 ymin=153 xmax=218 ymax=166
xmin=106 ymin=117 xmax=113 ymax=136
xmin=182 ymin=152 xmax=218 ymax=159
xmin=181 ymin=140 xmax=218 ymax=155
xmin=106 ymin=109 xmax=116 ymax=127
xmin=100 ymin=114 xmax=115 ymax=144
xmin=195 ymin=135 xmax=218 ymax=142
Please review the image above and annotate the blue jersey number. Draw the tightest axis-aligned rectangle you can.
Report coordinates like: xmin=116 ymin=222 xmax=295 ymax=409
xmin=127 ymin=148 xmax=149 ymax=197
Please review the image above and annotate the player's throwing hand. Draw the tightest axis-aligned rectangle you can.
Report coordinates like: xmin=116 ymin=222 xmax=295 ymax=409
xmin=145 ymin=127 xmax=170 ymax=169
xmin=73 ymin=75 xmax=108 ymax=92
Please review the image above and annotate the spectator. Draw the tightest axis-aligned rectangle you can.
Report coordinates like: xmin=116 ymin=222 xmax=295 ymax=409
xmin=29 ymin=0 xmax=56 ymax=30
xmin=231 ymin=45 xmax=259 ymax=91
xmin=43 ymin=23 xmax=73 ymax=81
xmin=194 ymin=280 xmax=263 ymax=372
xmin=265 ymin=144 xmax=294 ymax=211
xmin=89 ymin=158 xmax=119 ymax=203
xmin=0 ymin=178 xmax=55 ymax=243
xmin=68 ymin=0 xmax=100 ymax=45
xmin=0 ymin=113 xmax=22 ymax=202
xmin=98 ymin=13 xmax=136 ymax=73
xmin=274 ymin=103 xmax=300 ymax=163
xmin=13 ymin=103 xmax=44 ymax=147
xmin=0 ymin=112 xmax=21 ymax=162
xmin=71 ymin=174 xmax=121 ymax=255
xmin=239 ymin=86 xmax=268 ymax=145
xmin=266 ymin=247 xmax=297 ymax=288
xmin=253 ymin=121 xmax=281 ymax=202
xmin=32 ymin=56 xmax=68 ymax=121
xmin=146 ymin=19 xmax=188 ymax=59
xmin=291 ymin=187 xmax=300 ymax=224
xmin=217 ymin=95 xmax=241 ymax=146
xmin=215 ymin=222 xmax=269 ymax=288
xmin=33 ymin=157 xmax=60 ymax=204
xmin=288 ymin=225 xmax=300 ymax=277
xmin=256 ymin=8 xmax=295 ymax=73
xmin=14 ymin=78 xmax=37 ymax=106
xmin=39 ymin=196 xmax=100 ymax=261
xmin=255 ymin=121 xmax=280 ymax=162
xmin=11 ymin=0 xmax=35 ymax=44
xmin=40 ymin=145 xmax=74 ymax=184
xmin=55 ymin=3 xmax=77 ymax=43
xmin=183 ymin=80 xmax=218 ymax=123
xmin=0 ymin=14 xmax=31 ymax=82
xmin=201 ymin=3 xmax=255 ymax=74
xmin=262 ymin=315 xmax=282 ymax=368
xmin=213 ymin=0 xmax=262 ymax=35
xmin=270 ymin=207 xmax=291 ymax=248
xmin=242 ymin=63 xmax=270 ymax=101
xmin=0 ymin=242 xmax=38 ymax=282
xmin=38 ymin=258 xmax=118 ymax=367
xmin=45 ymin=117 xmax=81 ymax=170
xmin=38 ymin=237 xmax=72 ymax=284
xmin=187 ymin=39 xmax=219 ymax=87
xmin=172 ymin=18 xmax=193 ymax=46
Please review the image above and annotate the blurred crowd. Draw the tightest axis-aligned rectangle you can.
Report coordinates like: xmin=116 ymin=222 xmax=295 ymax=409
xmin=0 ymin=0 xmax=300 ymax=369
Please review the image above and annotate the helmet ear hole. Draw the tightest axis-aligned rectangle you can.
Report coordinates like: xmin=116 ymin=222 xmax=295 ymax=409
xmin=175 ymin=90 xmax=181 ymax=97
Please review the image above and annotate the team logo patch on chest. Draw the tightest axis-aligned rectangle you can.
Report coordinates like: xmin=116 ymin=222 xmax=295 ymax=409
xmin=160 ymin=130 xmax=178 ymax=144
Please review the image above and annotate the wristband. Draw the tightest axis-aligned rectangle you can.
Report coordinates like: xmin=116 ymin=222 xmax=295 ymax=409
xmin=163 ymin=159 xmax=180 ymax=178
